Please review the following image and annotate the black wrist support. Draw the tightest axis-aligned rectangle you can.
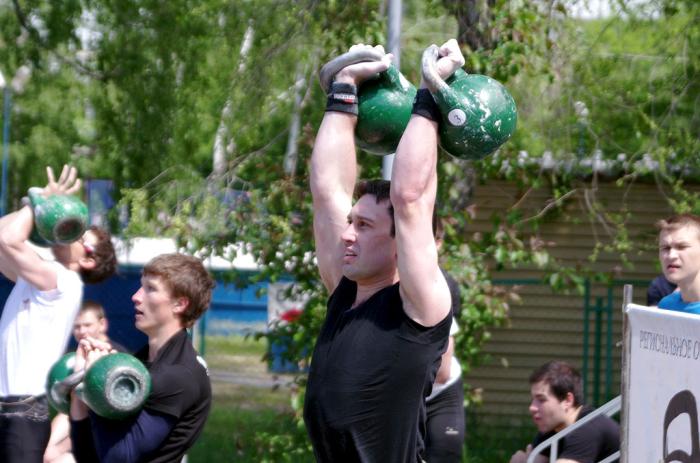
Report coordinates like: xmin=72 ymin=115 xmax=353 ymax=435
xmin=326 ymin=82 xmax=358 ymax=115
xmin=411 ymin=88 xmax=441 ymax=123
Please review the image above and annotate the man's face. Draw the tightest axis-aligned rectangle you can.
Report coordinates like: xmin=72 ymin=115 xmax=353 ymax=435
xmin=72 ymin=310 xmax=106 ymax=341
xmin=528 ymin=380 xmax=570 ymax=434
xmin=131 ymin=274 xmax=181 ymax=336
xmin=340 ymin=195 xmax=397 ymax=283
xmin=52 ymin=229 xmax=98 ymax=267
xmin=659 ymin=225 xmax=700 ymax=287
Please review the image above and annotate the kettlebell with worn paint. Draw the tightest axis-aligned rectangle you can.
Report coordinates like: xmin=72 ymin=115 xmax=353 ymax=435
xmin=78 ymin=353 xmax=151 ymax=420
xmin=47 ymin=352 xmax=151 ymax=420
xmin=28 ymin=187 xmax=88 ymax=245
xmin=421 ymin=45 xmax=517 ymax=160
xmin=46 ymin=352 xmax=77 ymax=414
xmin=320 ymin=49 xmax=416 ymax=155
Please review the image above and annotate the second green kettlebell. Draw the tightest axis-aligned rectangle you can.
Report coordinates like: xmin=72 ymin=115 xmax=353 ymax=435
xmin=28 ymin=188 xmax=88 ymax=245
xmin=421 ymin=45 xmax=517 ymax=160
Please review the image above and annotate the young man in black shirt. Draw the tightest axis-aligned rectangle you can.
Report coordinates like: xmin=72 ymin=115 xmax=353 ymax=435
xmin=69 ymin=253 xmax=216 ymax=462
xmin=304 ymin=40 xmax=463 ymax=462
xmin=510 ymin=361 xmax=620 ymax=463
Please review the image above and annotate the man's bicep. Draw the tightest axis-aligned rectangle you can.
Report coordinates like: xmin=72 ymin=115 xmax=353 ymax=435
xmin=0 ymin=243 xmax=56 ymax=290
xmin=394 ymin=210 xmax=450 ymax=326
xmin=97 ymin=409 xmax=176 ymax=463
xmin=312 ymin=205 xmax=347 ymax=293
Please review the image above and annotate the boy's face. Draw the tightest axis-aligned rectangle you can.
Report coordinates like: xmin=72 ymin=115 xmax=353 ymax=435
xmin=72 ymin=310 xmax=106 ymax=341
xmin=528 ymin=380 xmax=571 ymax=434
xmin=131 ymin=274 xmax=183 ymax=336
xmin=659 ymin=224 xmax=700 ymax=287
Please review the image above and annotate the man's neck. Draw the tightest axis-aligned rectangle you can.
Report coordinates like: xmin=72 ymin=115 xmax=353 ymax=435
xmin=147 ymin=324 xmax=184 ymax=362
xmin=679 ymin=283 xmax=700 ymax=303
xmin=554 ymin=405 xmax=583 ymax=433
xmin=352 ymin=272 xmax=399 ymax=308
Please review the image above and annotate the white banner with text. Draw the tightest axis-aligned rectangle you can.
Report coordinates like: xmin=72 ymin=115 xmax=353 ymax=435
xmin=627 ymin=303 xmax=700 ymax=461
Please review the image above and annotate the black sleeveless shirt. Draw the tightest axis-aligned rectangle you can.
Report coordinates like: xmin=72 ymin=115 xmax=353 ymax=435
xmin=304 ymin=277 xmax=451 ymax=462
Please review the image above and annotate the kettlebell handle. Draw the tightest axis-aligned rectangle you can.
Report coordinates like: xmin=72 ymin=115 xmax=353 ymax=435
xmin=49 ymin=369 xmax=86 ymax=406
xmin=421 ymin=44 xmax=450 ymax=95
xmin=319 ymin=48 xmax=387 ymax=94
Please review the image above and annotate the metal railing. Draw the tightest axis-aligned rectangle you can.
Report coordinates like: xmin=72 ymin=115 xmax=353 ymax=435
xmin=527 ymin=395 xmax=621 ymax=463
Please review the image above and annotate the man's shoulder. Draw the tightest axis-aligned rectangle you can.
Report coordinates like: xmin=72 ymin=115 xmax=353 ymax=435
xmin=658 ymin=291 xmax=682 ymax=308
xmin=659 ymin=291 xmax=700 ymax=313
xmin=572 ymin=409 xmax=620 ymax=439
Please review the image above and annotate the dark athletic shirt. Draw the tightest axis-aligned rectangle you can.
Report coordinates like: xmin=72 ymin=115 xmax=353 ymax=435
xmin=532 ymin=405 xmax=620 ymax=463
xmin=304 ymin=277 xmax=451 ymax=463
xmin=647 ymin=275 xmax=677 ymax=306
xmin=134 ymin=329 xmax=211 ymax=462
xmin=71 ymin=330 xmax=210 ymax=462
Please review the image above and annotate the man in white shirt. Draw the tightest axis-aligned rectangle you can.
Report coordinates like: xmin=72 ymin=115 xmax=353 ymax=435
xmin=0 ymin=166 xmax=117 ymax=463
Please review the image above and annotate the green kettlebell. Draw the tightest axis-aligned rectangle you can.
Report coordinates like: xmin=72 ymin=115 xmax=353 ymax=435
xmin=46 ymin=352 xmax=77 ymax=414
xmin=77 ymin=353 xmax=151 ymax=420
xmin=320 ymin=49 xmax=417 ymax=155
xmin=421 ymin=45 xmax=517 ymax=160
xmin=28 ymin=187 xmax=88 ymax=245
xmin=47 ymin=352 xmax=151 ymax=420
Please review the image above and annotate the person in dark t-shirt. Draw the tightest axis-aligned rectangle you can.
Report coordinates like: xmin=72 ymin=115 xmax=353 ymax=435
xmin=304 ymin=40 xmax=463 ymax=462
xmin=69 ymin=253 xmax=216 ymax=463
xmin=647 ymin=274 xmax=676 ymax=306
xmin=510 ymin=361 xmax=619 ymax=463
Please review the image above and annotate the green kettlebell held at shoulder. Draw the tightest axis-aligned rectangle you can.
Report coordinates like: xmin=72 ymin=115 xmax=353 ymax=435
xmin=320 ymin=48 xmax=417 ymax=155
xmin=28 ymin=187 xmax=88 ymax=246
xmin=421 ymin=45 xmax=517 ymax=160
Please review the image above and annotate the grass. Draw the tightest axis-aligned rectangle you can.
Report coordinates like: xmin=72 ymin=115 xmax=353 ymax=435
xmin=188 ymin=336 xmax=313 ymax=462
xmin=188 ymin=336 xmax=530 ymax=462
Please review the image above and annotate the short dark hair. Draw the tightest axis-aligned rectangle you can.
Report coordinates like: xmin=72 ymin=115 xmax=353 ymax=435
xmin=80 ymin=226 xmax=117 ymax=284
xmin=354 ymin=179 xmax=440 ymax=238
xmin=143 ymin=253 xmax=216 ymax=328
xmin=529 ymin=360 xmax=584 ymax=407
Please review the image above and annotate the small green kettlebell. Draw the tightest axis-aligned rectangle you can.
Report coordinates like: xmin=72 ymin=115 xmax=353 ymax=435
xmin=46 ymin=352 xmax=77 ymax=414
xmin=320 ymin=49 xmax=417 ymax=155
xmin=421 ymin=45 xmax=517 ymax=160
xmin=28 ymin=188 xmax=88 ymax=245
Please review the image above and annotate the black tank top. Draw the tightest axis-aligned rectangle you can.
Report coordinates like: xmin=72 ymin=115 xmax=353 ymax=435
xmin=304 ymin=277 xmax=451 ymax=462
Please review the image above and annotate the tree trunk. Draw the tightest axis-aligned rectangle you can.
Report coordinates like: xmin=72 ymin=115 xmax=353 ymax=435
xmin=443 ymin=0 xmax=497 ymax=51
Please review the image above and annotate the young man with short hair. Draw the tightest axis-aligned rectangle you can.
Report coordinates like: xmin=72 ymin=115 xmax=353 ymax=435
xmin=656 ymin=214 xmax=700 ymax=314
xmin=69 ymin=253 xmax=215 ymax=463
xmin=304 ymin=40 xmax=462 ymax=462
xmin=70 ymin=300 xmax=127 ymax=352
xmin=0 ymin=166 xmax=117 ymax=463
xmin=510 ymin=361 xmax=619 ymax=463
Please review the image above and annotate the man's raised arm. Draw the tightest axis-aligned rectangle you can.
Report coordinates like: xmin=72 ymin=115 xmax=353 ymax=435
xmin=310 ymin=45 xmax=391 ymax=293
xmin=390 ymin=40 xmax=464 ymax=327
